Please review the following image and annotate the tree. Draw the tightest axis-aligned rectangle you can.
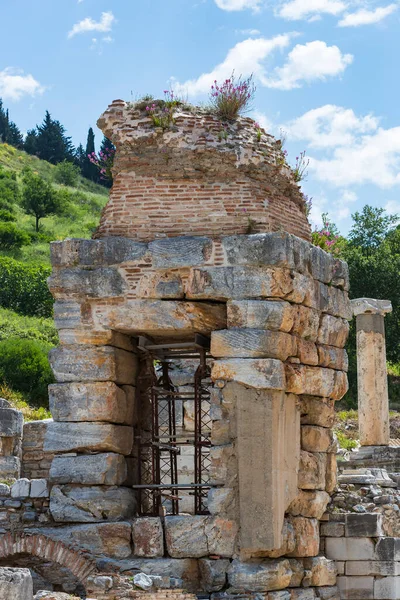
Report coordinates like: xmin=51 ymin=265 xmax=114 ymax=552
xmin=24 ymin=129 xmax=38 ymax=156
xmin=22 ymin=171 xmax=61 ymax=231
xmin=348 ymin=205 xmax=399 ymax=255
xmin=74 ymin=143 xmax=86 ymax=171
xmin=54 ymin=160 xmax=80 ymax=187
xmin=35 ymin=111 xmax=74 ymax=164
xmin=0 ymin=99 xmax=23 ymax=149
xmin=82 ymin=127 xmax=98 ymax=181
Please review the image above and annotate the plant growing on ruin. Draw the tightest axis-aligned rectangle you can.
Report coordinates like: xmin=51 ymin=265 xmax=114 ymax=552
xmin=303 ymin=194 xmax=312 ymax=217
xmin=145 ymin=90 xmax=182 ymax=131
xmin=292 ymin=151 xmax=309 ymax=183
xmin=312 ymin=214 xmax=341 ymax=255
xmin=88 ymin=145 xmax=116 ymax=182
xmin=209 ymin=74 xmax=256 ymax=120
xmin=254 ymin=122 xmax=262 ymax=142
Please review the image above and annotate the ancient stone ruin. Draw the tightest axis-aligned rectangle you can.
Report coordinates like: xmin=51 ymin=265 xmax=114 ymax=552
xmin=0 ymin=100 xmax=399 ymax=600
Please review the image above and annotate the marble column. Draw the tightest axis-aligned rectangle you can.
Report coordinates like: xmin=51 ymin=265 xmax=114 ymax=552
xmin=352 ymin=298 xmax=392 ymax=447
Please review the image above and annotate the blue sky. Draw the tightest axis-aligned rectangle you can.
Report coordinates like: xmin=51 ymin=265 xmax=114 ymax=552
xmin=1 ymin=0 xmax=400 ymax=234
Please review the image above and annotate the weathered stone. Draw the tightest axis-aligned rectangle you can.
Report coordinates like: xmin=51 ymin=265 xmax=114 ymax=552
xmin=337 ymin=575 xmax=374 ymax=600
xmin=320 ymin=522 xmax=345 ymax=537
xmin=317 ymin=315 xmax=349 ymax=348
xmin=44 ymin=422 xmax=133 ymax=455
xmin=199 ymin=559 xmax=229 ymax=592
xmin=49 ymin=345 xmax=138 ymax=384
xmin=302 ymin=558 xmax=336 ymax=587
xmin=297 ymin=339 xmax=318 ymax=366
xmin=352 ymin=297 xmax=393 ymax=317
xmin=292 ymin=305 xmax=320 ymax=341
xmin=0 ymin=567 xmax=33 ymax=600
xmin=0 ymin=483 xmax=10 ymax=496
xmin=11 ymin=478 xmax=30 ymax=498
xmin=50 ymin=237 xmax=147 ymax=267
xmin=53 ymin=300 xmax=85 ymax=329
xmin=207 ymin=487 xmax=236 ymax=518
xmin=299 ymin=397 xmax=335 ymax=428
xmin=0 ymin=408 xmax=23 ymax=437
xmin=314 ymin=282 xmax=352 ymax=320
xmin=132 ymin=518 xmax=164 ymax=557
xmin=315 ymin=585 xmax=341 ymax=600
xmin=97 ymin=300 xmax=226 ymax=336
xmin=285 ymin=365 xmax=347 ymax=400
xmin=0 ymin=456 xmax=20 ymax=478
xmin=222 ymin=232 xmax=301 ymax=270
xmin=325 ymin=538 xmax=376 ymax=561
xmin=375 ymin=537 xmax=400 ymax=561
xmin=227 ymin=558 xmax=292 ymax=592
xmin=317 ymin=346 xmax=348 ymax=371
xmin=209 ymin=444 xmax=236 ymax=486
xmin=301 ymin=426 xmax=336 ymax=453
xmin=288 ymin=558 xmax=305 ymax=586
xmin=30 ymin=479 xmax=48 ymax=498
xmin=57 ymin=329 xmax=136 ymax=351
xmin=374 ymin=576 xmax=400 ymax=600
xmin=259 ymin=520 xmax=296 ymax=559
xmin=48 ymin=266 xmax=127 ymax=298
xmin=50 ymin=485 xmax=136 ymax=522
xmin=49 ymin=381 xmax=135 ymax=425
xmin=149 ymin=236 xmax=212 ymax=268
xmin=345 ymin=513 xmax=384 ymax=537
xmin=268 ymin=591 xmax=291 ymax=600
xmin=212 ymin=359 xmax=285 ymax=390
xmin=49 ymin=453 xmax=127 ymax=485
xmin=206 ymin=517 xmax=238 ymax=557
xmin=288 ymin=490 xmax=330 ymax=519
xmin=227 ymin=300 xmax=294 ymax=332
xmin=290 ymin=591 xmax=316 ymax=599
xmin=345 ymin=560 xmax=400 ymax=576
xmin=165 ymin=516 xmax=208 ymax=558
xmin=211 ymin=329 xmax=297 ymax=360
xmin=298 ymin=451 xmax=326 ymax=490
xmin=325 ymin=453 xmax=337 ymax=493
xmin=288 ymin=517 xmax=320 ymax=558
xmin=137 ymin=271 xmax=185 ymax=299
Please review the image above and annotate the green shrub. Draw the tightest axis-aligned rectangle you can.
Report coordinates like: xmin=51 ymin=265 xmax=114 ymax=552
xmin=54 ymin=160 xmax=80 ymax=187
xmin=0 ymin=308 xmax=58 ymax=345
xmin=0 ymin=383 xmax=51 ymax=420
xmin=0 ymin=223 xmax=30 ymax=250
xmin=0 ymin=257 xmax=53 ymax=317
xmin=0 ymin=338 xmax=54 ymax=406
xmin=0 ymin=209 xmax=15 ymax=222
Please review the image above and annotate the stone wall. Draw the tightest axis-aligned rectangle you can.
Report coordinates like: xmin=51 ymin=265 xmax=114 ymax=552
xmin=21 ymin=421 xmax=54 ymax=481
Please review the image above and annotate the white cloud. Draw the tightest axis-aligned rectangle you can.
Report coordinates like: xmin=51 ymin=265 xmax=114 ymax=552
xmin=173 ymin=34 xmax=293 ymax=96
xmin=385 ymin=199 xmax=400 ymax=214
xmin=0 ymin=67 xmax=45 ymax=101
xmin=236 ymin=28 xmax=262 ymax=35
xmin=266 ymin=41 xmax=353 ymax=90
xmin=68 ymin=11 xmax=115 ymax=38
xmin=277 ymin=0 xmax=347 ymax=20
xmin=214 ymin=0 xmax=263 ymax=11
xmin=286 ymin=104 xmax=379 ymax=147
xmin=338 ymin=4 xmax=397 ymax=27
xmin=252 ymin=111 xmax=274 ymax=132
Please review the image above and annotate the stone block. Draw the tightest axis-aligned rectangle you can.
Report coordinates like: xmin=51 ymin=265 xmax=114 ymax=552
xmin=209 ymin=444 xmax=236 ymax=486
xmin=11 ymin=478 xmax=30 ymax=498
xmin=346 ymin=560 xmax=400 ymax=576
xmin=298 ymin=451 xmax=327 ymax=490
xmin=317 ymin=346 xmax=348 ymax=372
xmin=137 ymin=271 xmax=185 ymax=299
xmin=132 ymin=517 xmax=164 ymax=557
xmin=290 ymin=591 xmax=316 ymax=599
xmin=222 ymin=232 xmax=299 ymax=270
xmin=227 ymin=558 xmax=292 ymax=592
xmin=374 ymin=576 xmax=400 ymax=600
xmin=211 ymin=329 xmax=297 ymax=360
xmin=187 ymin=266 xmax=298 ymax=302
xmin=285 ymin=365 xmax=347 ymax=400
xmin=199 ymin=559 xmax=229 ymax=592
xmin=316 ymin=586 xmax=340 ymax=600
xmin=49 ymin=382 xmax=135 ymax=425
xmin=303 ymin=557 xmax=337 ymax=587
xmin=317 ymin=315 xmax=349 ymax=348
xmin=0 ymin=456 xmax=20 ymax=478
xmin=227 ymin=300 xmax=294 ymax=332
xmin=345 ymin=513 xmax=384 ymax=537
xmin=297 ymin=339 xmax=318 ymax=366
xmin=260 ymin=519 xmax=296 ymax=559
xmin=325 ymin=537 xmax=376 ymax=561
xmin=325 ymin=453 xmax=337 ymax=493
xmin=320 ymin=522 xmax=345 ymax=537
xmin=211 ymin=359 xmax=285 ymax=390
xmin=299 ymin=397 xmax=335 ymax=428
xmin=57 ymin=328 xmax=136 ymax=350
xmin=106 ymin=557 xmax=199 ymax=592
xmin=206 ymin=517 xmax=238 ymax=557
xmin=268 ymin=591 xmax=291 ymax=600
xmin=48 ymin=266 xmax=127 ymax=298
xmin=50 ymin=485 xmax=136 ymax=522
xmin=44 ymin=422 xmax=133 ymax=455
xmin=288 ymin=517 xmax=320 ymax=557
xmin=207 ymin=487 xmax=236 ymax=518
xmin=165 ymin=515 xmax=208 ymax=558
xmin=288 ymin=490 xmax=330 ymax=519
xmin=49 ymin=453 xmax=127 ymax=485
xmin=149 ymin=236 xmax=212 ymax=268
xmin=0 ymin=408 xmax=23 ymax=437
xmin=97 ymin=300 xmax=227 ymax=336
xmin=0 ymin=484 xmax=10 ymax=497
xmin=301 ymin=426 xmax=336 ymax=453
xmin=0 ymin=567 xmax=33 ymax=600
xmin=337 ymin=575 xmax=374 ymax=600
xmin=288 ymin=558 xmax=305 ymax=586
xmin=375 ymin=537 xmax=400 ymax=561
xmin=49 ymin=345 xmax=138 ymax=384
xmin=292 ymin=305 xmax=320 ymax=341
xmin=50 ymin=237 xmax=147 ymax=266
xmin=53 ymin=300 xmax=86 ymax=330
xmin=30 ymin=479 xmax=48 ymax=498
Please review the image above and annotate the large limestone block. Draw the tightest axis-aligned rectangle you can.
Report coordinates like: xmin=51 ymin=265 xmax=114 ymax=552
xmin=44 ymin=422 xmax=133 ymax=455
xmin=285 ymin=364 xmax=348 ymax=400
xmin=325 ymin=537 xmax=376 ymax=561
xmin=227 ymin=300 xmax=294 ymax=332
xmin=297 ymin=339 xmax=319 ymax=366
xmin=211 ymin=329 xmax=297 ymax=360
xmin=303 ymin=557 xmax=337 ymax=587
xmin=292 ymin=305 xmax=320 ymax=341
xmin=50 ymin=237 xmax=147 ymax=267
xmin=337 ymin=575 xmax=374 ymax=600
xmin=132 ymin=518 xmax=164 ymax=557
xmin=97 ymin=300 xmax=226 ymax=336
xmin=288 ymin=517 xmax=320 ymax=557
xmin=0 ymin=408 xmax=23 ymax=437
xmin=317 ymin=345 xmax=348 ymax=371
xmin=301 ymin=426 xmax=336 ymax=453
xmin=53 ymin=300 xmax=85 ymax=329
xmin=50 ymin=485 xmax=136 ymax=522
xmin=227 ymin=558 xmax=292 ymax=592
xmin=49 ymin=345 xmax=138 ymax=384
xmin=259 ymin=520 xmax=296 ymax=559
xmin=345 ymin=513 xmax=384 ymax=538
xmin=164 ymin=516 xmax=237 ymax=558
xmin=315 ymin=283 xmax=353 ymax=320
xmin=209 ymin=444 xmax=236 ymax=486
xmin=346 ymin=561 xmax=400 ymax=576
xmin=0 ymin=456 xmax=20 ymax=478
xmin=207 ymin=487 xmax=236 ymax=518
xmin=222 ymin=232 xmax=304 ymax=270
xmin=137 ymin=270 xmax=185 ymax=299
xmin=206 ymin=517 xmax=238 ymax=557
xmin=199 ymin=558 xmax=229 ymax=592
xmin=111 ymin=558 xmax=199 ymax=592
xmin=0 ymin=567 xmax=33 ymax=600
xmin=149 ymin=236 xmax=212 ymax=268
xmin=49 ymin=453 xmax=127 ymax=485
xmin=49 ymin=382 xmax=135 ymax=424
xmin=298 ymin=451 xmax=326 ymax=490
xmin=299 ymin=396 xmax=335 ymax=428
xmin=374 ymin=576 xmax=400 ymax=600
xmin=58 ymin=328 xmax=136 ymax=351
xmin=287 ymin=490 xmax=330 ymax=519
xmin=317 ymin=315 xmax=350 ymax=348
xmin=212 ymin=359 xmax=285 ymax=389
xmin=48 ymin=266 xmax=127 ymax=298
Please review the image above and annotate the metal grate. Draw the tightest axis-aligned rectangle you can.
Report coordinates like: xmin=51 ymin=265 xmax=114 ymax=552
xmin=135 ymin=335 xmax=212 ymax=516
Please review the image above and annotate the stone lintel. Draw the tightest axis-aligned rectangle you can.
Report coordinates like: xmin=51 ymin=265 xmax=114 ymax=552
xmin=352 ymin=297 xmax=393 ymax=317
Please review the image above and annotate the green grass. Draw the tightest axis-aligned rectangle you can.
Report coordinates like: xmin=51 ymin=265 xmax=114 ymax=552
xmin=0 ymin=383 xmax=51 ymax=421
xmin=0 ymin=307 xmax=58 ymax=345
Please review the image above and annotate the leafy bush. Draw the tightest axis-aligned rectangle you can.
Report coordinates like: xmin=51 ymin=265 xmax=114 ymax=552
xmin=0 ymin=223 xmax=30 ymax=249
xmin=0 ymin=257 xmax=53 ymax=317
xmin=0 ymin=173 xmax=20 ymax=205
xmin=209 ymin=74 xmax=256 ymax=120
xmin=22 ymin=170 xmax=62 ymax=231
xmin=0 ymin=383 xmax=51 ymax=420
xmin=0 ymin=308 xmax=58 ymax=345
xmin=54 ymin=160 xmax=80 ymax=187
xmin=0 ymin=338 xmax=54 ymax=406
xmin=0 ymin=209 xmax=15 ymax=222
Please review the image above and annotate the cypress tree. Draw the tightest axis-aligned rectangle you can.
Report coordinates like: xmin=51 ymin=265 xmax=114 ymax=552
xmin=82 ymin=127 xmax=98 ymax=181
xmin=0 ymin=99 xmax=23 ymax=148
xmin=35 ymin=111 xmax=74 ymax=164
